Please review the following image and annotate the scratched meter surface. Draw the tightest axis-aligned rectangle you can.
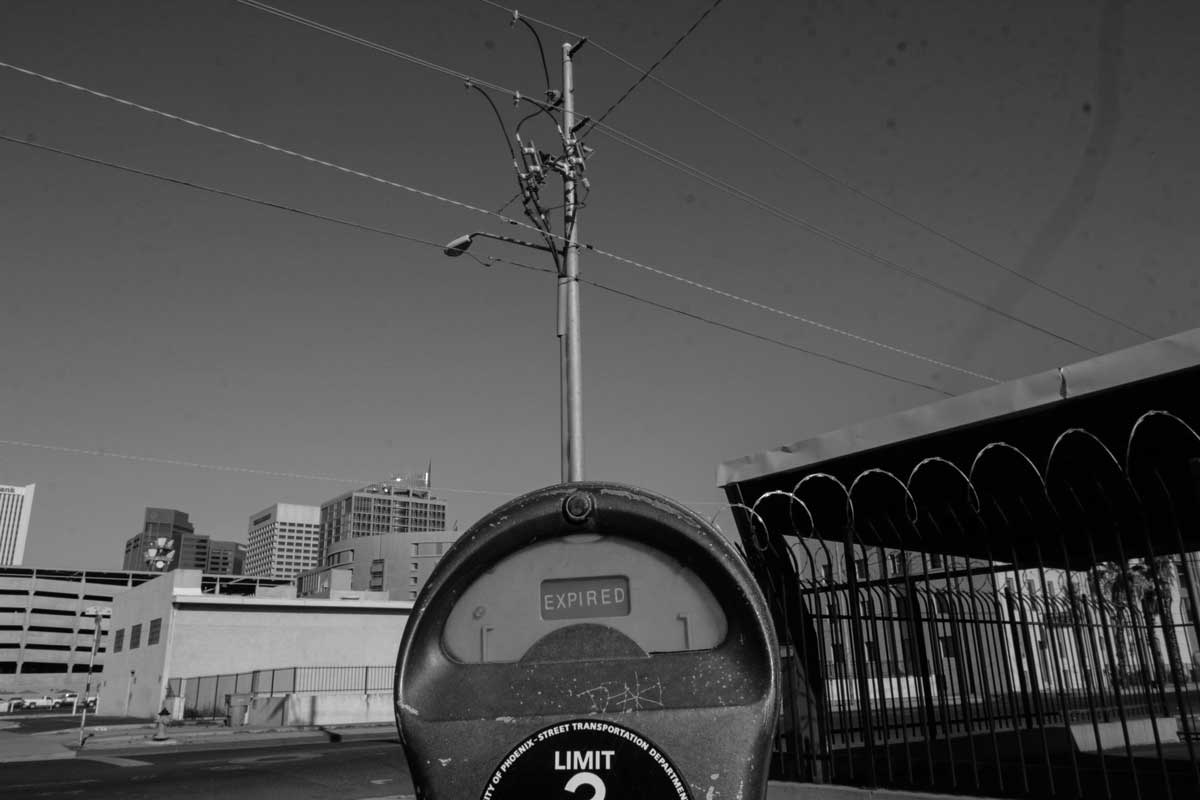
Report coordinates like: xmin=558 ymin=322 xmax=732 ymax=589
xmin=394 ymin=483 xmax=779 ymax=800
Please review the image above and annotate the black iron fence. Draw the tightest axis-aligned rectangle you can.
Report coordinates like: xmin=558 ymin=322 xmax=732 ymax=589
xmin=730 ymin=412 xmax=1200 ymax=799
xmin=167 ymin=664 xmax=393 ymax=719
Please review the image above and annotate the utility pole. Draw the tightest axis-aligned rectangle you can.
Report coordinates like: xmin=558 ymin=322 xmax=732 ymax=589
xmin=78 ymin=605 xmax=110 ymax=747
xmin=561 ymin=40 xmax=585 ymax=483
xmin=444 ymin=34 xmax=589 ymax=484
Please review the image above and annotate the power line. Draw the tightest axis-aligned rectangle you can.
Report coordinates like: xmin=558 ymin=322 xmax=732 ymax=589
xmin=0 ymin=134 xmax=553 ymax=278
xmin=0 ymin=61 xmax=996 ymax=384
xmin=581 ymin=277 xmax=953 ymax=396
xmin=584 ymin=119 xmax=1098 ymax=356
xmin=3 ymin=133 xmax=963 ymax=397
xmin=0 ymin=437 xmax=726 ymax=512
xmin=224 ymin=5 xmax=1103 ymax=355
xmin=584 ymin=0 xmax=726 ymax=134
xmin=0 ymin=439 xmax=518 ymax=496
xmin=479 ymin=1 xmax=1152 ymax=342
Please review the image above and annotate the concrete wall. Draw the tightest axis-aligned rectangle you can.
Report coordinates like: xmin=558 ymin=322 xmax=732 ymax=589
xmin=247 ymin=692 xmax=394 ymax=727
xmin=165 ymin=603 xmax=410 ymax=678
xmin=99 ymin=571 xmax=179 ymax=717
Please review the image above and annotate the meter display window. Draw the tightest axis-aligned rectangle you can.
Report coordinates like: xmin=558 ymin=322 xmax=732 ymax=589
xmin=442 ymin=537 xmax=727 ymax=663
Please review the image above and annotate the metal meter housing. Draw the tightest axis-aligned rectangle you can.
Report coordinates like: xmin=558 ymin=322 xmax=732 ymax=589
xmin=394 ymin=482 xmax=779 ymax=799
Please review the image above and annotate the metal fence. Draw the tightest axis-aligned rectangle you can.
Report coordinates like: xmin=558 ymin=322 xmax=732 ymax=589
xmin=730 ymin=412 xmax=1200 ymax=799
xmin=167 ymin=665 xmax=393 ymax=719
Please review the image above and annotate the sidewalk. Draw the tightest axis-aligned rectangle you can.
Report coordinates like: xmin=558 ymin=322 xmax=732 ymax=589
xmin=0 ymin=720 xmax=398 ymax=763
xmin=0 ymin=729 xmax=76 ymax=763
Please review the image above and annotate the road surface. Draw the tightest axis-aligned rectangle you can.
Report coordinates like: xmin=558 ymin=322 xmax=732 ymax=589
xmin=0 ymin=738 xmax=414 ymax=799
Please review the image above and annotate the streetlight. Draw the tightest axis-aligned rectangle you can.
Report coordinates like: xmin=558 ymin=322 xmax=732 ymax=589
xmin=78 ymin=605 xmax=111 ymax=747
xmin=443 ymin=231 xmax=556 ymax=258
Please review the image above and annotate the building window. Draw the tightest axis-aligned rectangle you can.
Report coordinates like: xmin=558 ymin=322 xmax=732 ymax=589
xmin=831 ymin=643 xmax=846 ymax=664
xmin=939 ymin=635 xmax=959 ymax=659
xmin=854 ymin=558 xmax=868 ymax=580
xmin=113 ymin=629 xmax=124 ymax=653
xmin=148 ymin=618 xmax=162 ymax=646
xmin=821 ymin=563 xmax=833 ymax=583
xmin=130 ymin=624 xmax=142 ymax=650
xmin=929 ymin=553 xmax=943 ymax=569
xmin=934 ymin=592 xmax=950 ymax=614
xmin=865 ymin=640 xmax=880 ymax=663
xmin=409 ymin=576 xmax=418 ymax=585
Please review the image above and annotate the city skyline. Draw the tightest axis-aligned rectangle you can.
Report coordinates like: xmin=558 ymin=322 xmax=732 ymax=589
xmin=3 ymin=0 xmax=1198 ymax=569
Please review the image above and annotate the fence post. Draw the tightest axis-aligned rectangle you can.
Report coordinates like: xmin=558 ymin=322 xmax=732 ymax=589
xmin=364 ymin=665 xmax=369 ymax=695
xmin=844 ymin=528 xmax=878 ymax=787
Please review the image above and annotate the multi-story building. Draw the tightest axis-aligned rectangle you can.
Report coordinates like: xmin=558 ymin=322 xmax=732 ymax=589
xmin=205 ymin=540 xmax=245 ymax=576
xmin=0 ymin=566 xmax=157 ymax=690
xmin=122 ymin=508 xmax=209 ymax=572
xmin=298 ymin=529 xmax=459 ymax=601
xmin=0 ymin=483 xmax=35 ymax=566
xmin=318 ymin=478 xmax=446 ymax=561
xmin=0 ymin=566 xmax=291 ymax=694
xmin=245 ymin=504 xmax=320 ymax=579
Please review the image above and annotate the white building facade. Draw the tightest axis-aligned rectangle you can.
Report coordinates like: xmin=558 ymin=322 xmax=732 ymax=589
xmin=245 ymin=503 xmax=320 ymax=579
xmin=0 ymin=483 xmax=35 ymax=566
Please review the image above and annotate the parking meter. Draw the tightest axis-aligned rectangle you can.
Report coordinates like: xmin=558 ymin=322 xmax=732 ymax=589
xmin=395 ymin=482 xmax=779 ymax=799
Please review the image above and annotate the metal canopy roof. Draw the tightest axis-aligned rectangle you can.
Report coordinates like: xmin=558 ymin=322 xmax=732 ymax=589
xmin=719 ymin=327 xmax=1200 ymax=488
xmin=718 ymin=327 xmax=1200 ymax=567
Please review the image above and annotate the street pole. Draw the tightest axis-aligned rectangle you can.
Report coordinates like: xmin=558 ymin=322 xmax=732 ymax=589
xmin=562 ymin=41 xmax=584 ymax=483
xmin=78 ymin=608 xmax=106 ymax=747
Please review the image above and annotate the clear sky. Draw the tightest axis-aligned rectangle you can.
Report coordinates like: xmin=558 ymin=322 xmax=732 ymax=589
xmin=2 ymin=0 xmax=1197 ymax=568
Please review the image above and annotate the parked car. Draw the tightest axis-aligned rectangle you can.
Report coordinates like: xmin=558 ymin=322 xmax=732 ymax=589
xmin=22 ymin=695 xmax=58 ymax=710
xmin=51 ymin=691 xmax=79 ymax=709
xmin=2 ymin=697 xmax=26 ymax=712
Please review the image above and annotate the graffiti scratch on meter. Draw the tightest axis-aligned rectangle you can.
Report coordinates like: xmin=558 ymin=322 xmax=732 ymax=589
xmin=575 ymin=673 xmax=664 ymax=712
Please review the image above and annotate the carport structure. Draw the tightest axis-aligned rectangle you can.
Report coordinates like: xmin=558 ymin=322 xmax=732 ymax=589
xmin=720 ymin=328 xmax=1200 ymax=799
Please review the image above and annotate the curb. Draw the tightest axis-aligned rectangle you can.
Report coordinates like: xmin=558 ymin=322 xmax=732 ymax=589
xmin=33 ymin=723 xmax=157 ymax=737
xmin=73 ymin=723 xmax=398 ymax=752
xmin=0 ymin=751 xmax=77 ymax=764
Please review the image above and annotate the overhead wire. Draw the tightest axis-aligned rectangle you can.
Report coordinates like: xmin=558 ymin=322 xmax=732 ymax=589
xmin=479 ymin=0 xmax=1152 ymax=342
xmin=223 ymin=5 xmax=1103 ymax=356
xmin=0 ymin=438 xmax=727 ymax=512
xmin=0 ymin=439 xmax=519 ymax=496
xmin=587 ymin=278 xmax=954 ymax=396
xmin=582 ymin=118 xmax=1099 ymax=356
xmin=2 ymin=132 xmax=960 ymax=396
xmin=0 ymin=59 xmax=994 ymax=384
xmin=581 ymin=0 xmax=726 ymax=136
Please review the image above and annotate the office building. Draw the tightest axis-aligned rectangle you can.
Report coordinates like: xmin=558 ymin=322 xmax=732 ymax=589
xmin=122 ymin=508 xmax=209 ymax=572
xmin=298 ymin=529 xmax=459 ymax=601
xmin=0 ymin=483 xmax=35 ymax=566
xmin=319 ymin=477 xmax=446 ymax=561
xmin=205 ymin=540 xmax=245 ymax=576
xmin=245 ymin=504 xmax=320 ymax=579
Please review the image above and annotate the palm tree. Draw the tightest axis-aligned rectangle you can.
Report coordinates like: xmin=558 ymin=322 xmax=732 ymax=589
xmin=1089 ymin=557 xmax=1181 ymax=687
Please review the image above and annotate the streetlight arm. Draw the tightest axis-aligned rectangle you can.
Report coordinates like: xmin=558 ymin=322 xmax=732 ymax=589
xmin=442 ymin=231 xmax=558 ymax=258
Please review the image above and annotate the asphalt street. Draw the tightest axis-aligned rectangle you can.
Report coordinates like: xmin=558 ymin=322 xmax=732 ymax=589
xmin=0 ymin=739 xmax=414 ymax=799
